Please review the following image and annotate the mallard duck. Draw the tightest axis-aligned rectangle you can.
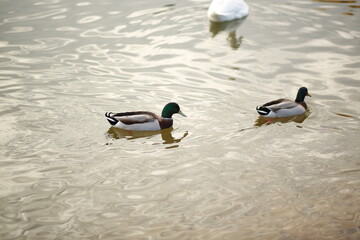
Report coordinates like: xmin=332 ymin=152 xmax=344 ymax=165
xmin=105 ymin=102 xmax=186 ymax=131
xmin=208 ymin=0 xmax=249 ymax=22
xmin=256 ymin=87 xmax=311 ymax=118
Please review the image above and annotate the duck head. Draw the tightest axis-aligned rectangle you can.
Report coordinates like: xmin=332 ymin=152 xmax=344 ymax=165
xmin=161 ymin=102 xmax=187 ymax=118
xmin=295 ymin=87 xmax=311 ymax=103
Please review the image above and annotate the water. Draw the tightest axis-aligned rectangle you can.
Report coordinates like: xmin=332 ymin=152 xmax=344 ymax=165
xmin=0 ymin=0 xmax=359 ymax=239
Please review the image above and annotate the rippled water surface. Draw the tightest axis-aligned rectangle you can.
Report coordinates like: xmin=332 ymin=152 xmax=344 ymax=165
xmin=1 ymin=0 xmax=360 ymax=239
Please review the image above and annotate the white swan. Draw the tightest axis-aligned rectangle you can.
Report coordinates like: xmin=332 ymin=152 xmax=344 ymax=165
xmin=207 ymin=0 xmax=249 ymax=22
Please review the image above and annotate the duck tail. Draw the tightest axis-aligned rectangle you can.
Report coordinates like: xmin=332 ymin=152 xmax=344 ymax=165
xmin=256 ymin=106 xmax=270 ymax=116
xmin=105 ymin=112 xmax=118 ymax=126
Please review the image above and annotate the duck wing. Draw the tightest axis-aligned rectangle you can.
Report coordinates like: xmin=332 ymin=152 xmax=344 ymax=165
xmin=264 ymin=99 xmax=299 ymax=112
xmin=105 ymin=111 xmax=158 ymax=126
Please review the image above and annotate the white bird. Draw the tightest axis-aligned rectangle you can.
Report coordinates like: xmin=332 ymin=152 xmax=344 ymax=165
xmin=207 ymin=0 xmax=249 ymax=22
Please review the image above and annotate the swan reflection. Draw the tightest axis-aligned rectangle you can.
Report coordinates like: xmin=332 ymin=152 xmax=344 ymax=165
xmin=209 ymin=18 xmax=246 ymax=50
xmin=106 ymin=127 xmax=188 ymax=145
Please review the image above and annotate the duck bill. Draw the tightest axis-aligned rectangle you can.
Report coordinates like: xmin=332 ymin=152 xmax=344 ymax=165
xmin=178 ymin=110 xmax=187 ymax=117
xmin=307 ymin=93 xmax=312 ymax=97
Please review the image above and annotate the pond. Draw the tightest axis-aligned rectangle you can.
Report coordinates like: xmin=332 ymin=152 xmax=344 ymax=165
xmin=0 ymin=0 xmax=359 ymax=239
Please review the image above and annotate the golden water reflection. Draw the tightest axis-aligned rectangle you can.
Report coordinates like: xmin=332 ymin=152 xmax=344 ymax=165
xmin=106 ymin=127 xmax=188 ymax=145
xmin=254 ymin=112 xmax=310 ymax=127
xmin=209 ymin=19 xmax=246 ymax=50
xmin=312 ymin=0 xmax=359 ymax=15
xmin=313 ymin=0 xmax=356 ymax=3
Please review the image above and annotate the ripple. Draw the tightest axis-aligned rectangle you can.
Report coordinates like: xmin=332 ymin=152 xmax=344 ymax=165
xmin=81 ymin=26 xmax=127 ymax=38
xmin=78 ymin=16 xmax=102 ymax=24
xmin=31 ymin=179 xmax=67 ymax=192
xmin=3 ymin=8 xmax=67 ymax=23
xmin=34 ymin=0 xmax=62 ymax=5
xmin=4 ymin=27 xmax=34 ymax=33
xmin=77 ymin=2 xmax=91 ymax=7
xmin=335 ymin=77 xmax=360 ymax=87
xmin=19 ymin=38 xmax=75 ymax=51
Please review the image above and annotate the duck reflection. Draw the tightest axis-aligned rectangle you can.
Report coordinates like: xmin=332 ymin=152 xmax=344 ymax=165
xmin=106 ymin=127 xmax=188 ymax=144
xmin=254 ymin=112 xmax=310 ymax=127
xmin=209 ymin=18 xmax=246 ymax=50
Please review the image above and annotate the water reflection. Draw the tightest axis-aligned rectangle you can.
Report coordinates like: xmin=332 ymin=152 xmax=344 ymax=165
xmin=312 ymin=0 xmax=360 ymax=15
xmin=209 ymin=19 xmax=246 ymax=50
xmin=254 ymin=112 xmax=310 ymax=127
xmin=313 ymin=0 xmax=356 ymax=3
xmin=106 ymin=127 xmax=188 ymax=145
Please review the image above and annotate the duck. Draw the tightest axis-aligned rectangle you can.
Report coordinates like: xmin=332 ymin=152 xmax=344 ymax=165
xmin=256 ymin=87 xmax=312 ymax=118
xmin=105 ymin=102 xmax=186 ymax=131
xmin=208 ymin=0 xmax=249 ymax=22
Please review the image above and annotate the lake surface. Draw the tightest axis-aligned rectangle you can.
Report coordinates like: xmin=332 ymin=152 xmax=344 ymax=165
xmin=0 ymin=0 xmax=360 ymax=239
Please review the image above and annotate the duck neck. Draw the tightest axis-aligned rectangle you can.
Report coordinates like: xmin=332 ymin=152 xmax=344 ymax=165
xmin=295 ymin=93 xmax=305 ymax=103
xmin=161 ymin=109 xmax=174 ymax=118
